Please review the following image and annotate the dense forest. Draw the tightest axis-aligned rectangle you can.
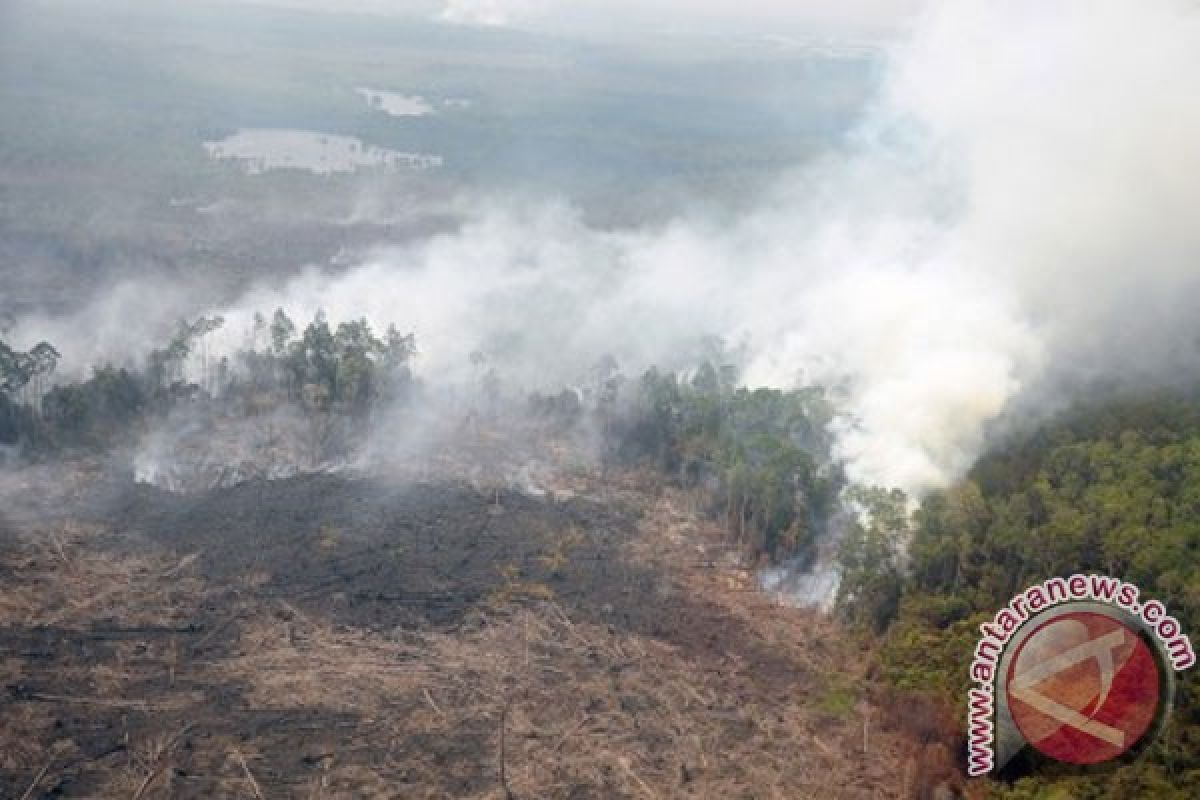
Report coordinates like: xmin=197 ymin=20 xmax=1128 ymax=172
xmin=871 ymin=390 xmax=1200 ymax=798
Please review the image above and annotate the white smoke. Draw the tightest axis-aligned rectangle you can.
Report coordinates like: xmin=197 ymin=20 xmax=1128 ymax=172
xmin=16 ymin=0 xmax=1200 ymax=497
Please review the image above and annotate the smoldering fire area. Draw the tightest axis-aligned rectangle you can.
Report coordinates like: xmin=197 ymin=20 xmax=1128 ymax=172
xmin=0 ymin=456 xmax=925 ymax=798
xmin=4 ymin=1 xmax=1200 ymax=798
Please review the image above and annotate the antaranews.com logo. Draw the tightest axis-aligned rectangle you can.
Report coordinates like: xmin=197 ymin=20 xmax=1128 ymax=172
xmin=967 ymin=574 xmax=1195 ymax=776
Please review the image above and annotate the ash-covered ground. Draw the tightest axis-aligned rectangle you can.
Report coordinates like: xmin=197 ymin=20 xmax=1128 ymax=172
xmin=0 ymin=457 xmax=934 ymax=799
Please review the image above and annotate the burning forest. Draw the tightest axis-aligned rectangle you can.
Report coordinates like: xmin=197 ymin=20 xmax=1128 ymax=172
xmin=4 ymin=0 xmax=1200 ymax=798
xmin=0 ymin=313 xmax=930 ymax=797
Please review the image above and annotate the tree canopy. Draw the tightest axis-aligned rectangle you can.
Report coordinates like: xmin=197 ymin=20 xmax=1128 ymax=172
xmin=878 ymin=388 xmax=1200 ymax=797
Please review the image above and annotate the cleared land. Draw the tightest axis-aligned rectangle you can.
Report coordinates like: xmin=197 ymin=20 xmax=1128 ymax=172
xmin=0 ymin=464 xmax=921 ymax=798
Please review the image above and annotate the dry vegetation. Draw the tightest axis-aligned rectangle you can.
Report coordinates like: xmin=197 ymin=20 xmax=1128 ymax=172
xmin=0 ymin=466 xmax=929 ymax=799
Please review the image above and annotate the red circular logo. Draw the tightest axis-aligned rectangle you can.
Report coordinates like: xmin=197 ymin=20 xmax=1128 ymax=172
xmin=1005 ymin=611 xmax=1161 ymax=764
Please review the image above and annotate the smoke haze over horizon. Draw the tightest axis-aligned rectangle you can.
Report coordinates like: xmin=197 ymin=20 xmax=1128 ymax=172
xmin=11 ymin=0 xmax=1200 ymax=497
xmin=143 ymin=0 xmax=922 ymax=36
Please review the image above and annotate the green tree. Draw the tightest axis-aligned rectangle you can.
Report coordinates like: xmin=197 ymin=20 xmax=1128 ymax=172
xmin=837 ymin=486 xmax=909 ymax=631
xmin=270 ymin=308 xmax=296 ymax=357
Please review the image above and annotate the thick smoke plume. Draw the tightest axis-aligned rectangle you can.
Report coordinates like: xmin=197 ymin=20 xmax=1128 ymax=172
xmin=15 ymin=0 xmax=1200 ymax=496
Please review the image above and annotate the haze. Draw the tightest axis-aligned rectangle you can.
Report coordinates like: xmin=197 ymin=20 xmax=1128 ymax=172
xmin=2 ymin=3 xmax=1200 ymax=795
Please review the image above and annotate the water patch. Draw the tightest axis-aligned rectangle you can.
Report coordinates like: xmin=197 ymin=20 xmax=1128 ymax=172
xmin=356 ymin=88 xmax=436 ymax=117
xmin=204 ymin=129 xmax=442 ymax=175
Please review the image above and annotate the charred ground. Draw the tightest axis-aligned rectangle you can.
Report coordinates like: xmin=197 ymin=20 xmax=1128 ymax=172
xmin=0 ymin=465 xmax=921 ymax=799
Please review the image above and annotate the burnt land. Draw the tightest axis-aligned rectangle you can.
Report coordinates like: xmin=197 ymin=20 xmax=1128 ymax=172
xmin=0 ymin=468 xmax=911 ymax=799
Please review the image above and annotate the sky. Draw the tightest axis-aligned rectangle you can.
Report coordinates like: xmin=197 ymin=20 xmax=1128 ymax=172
xmin=438 ymin=0 xmax=923 ymax=33
xmin=217 ymin=0 xmax=925 ymax=36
